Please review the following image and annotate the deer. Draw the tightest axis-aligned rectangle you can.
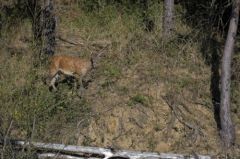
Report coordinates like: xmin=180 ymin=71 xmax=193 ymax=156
xmin=45 ymin=53 xmax=101 ymax=96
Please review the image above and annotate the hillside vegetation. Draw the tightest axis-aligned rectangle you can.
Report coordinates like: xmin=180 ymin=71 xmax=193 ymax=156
xmin=0 ymin=0 xmax=240 ymax=157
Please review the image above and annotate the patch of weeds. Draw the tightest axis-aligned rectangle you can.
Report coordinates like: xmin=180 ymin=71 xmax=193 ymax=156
xmin=101 ymin=79 xmax=116 ymax=89
xmin=154 ymin=123 xmax=162 ymax=132
xmin=103 ymin=64 xmax=121 ymax=79
xmin=117 ymin=86 xmax=129 ymax=95
xmin=168 ymin=74 xmax=194 ymax=92
xmin=177 ymin=76 xmax=192 ymax=89
xmin=123 ymin=51 xmax=142 ymax=65
xmin=127 ymin=100 xmax=134 ymax=107
xmin=146 ymin=64 xmax=163 ymax=82
xmin=82 ymin=136 xmax=95 ymax=146
xmin=147 ymin=136 xmax=157 ymax=151
xmin=132 ymin=94 xmax=146 ymax=104
xmin=231 ymin=81 xmax=240 ymax=116
xmin=161 ymin=40 xmax=179 ymax=58
xmin=97 ymin=5 xmax=119 ymax=26
xmin=129 ymin=94 xmax=152 ymax=107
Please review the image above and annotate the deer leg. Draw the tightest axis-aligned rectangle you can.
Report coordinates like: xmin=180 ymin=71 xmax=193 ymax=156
xmin=76 ymin=76 xmax=84 ymax=97
xmin=50 ymin=73 xmax=60 ymax=91
xmin=79 ymin=78 xmax=84 ymax=92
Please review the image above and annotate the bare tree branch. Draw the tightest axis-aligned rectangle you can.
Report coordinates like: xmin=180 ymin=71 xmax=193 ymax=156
xmin=1 ymin=119 xmax=13 ymax=159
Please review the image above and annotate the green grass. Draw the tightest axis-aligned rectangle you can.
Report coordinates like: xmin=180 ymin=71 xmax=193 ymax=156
xmin=129 ymin=94 xmax=153 ymax=107
xmin=103 ymin=64 xmax=122 ymax=78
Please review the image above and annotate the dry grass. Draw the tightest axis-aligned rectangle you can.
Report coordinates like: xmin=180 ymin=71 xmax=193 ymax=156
xmin=0 ymin=1 xmax=240 ymax=157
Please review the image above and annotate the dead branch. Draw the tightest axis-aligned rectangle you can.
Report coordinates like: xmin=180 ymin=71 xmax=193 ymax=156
xmin=1 ymin=119 xmax=13 ymax=159
xmin=57 ymin=36 xmax=111 ymax=49
xmin=90 ymin=40 xmax=112 ymax=49
xmin=57 ymin=36 xmax=84 ymax=46
xmin=163 ymin=111 xmax=176 ymax=141
xmin=162 ymin=96 xmax=205 ymax=138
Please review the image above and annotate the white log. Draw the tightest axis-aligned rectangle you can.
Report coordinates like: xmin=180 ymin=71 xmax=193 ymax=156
xmin=11 ymin=140 xmax=211 ymax=159
xmin=38 ymin=153 xmax=99 ymax=159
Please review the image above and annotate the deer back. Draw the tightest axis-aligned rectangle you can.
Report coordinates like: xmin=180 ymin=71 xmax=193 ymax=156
xmin=49 ymin=55 xmax=92 ymax=77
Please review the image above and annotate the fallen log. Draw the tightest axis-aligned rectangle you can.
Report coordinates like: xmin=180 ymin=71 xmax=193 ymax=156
xmin=2 ymin=139 xmax=211 ymax=159
xmin=38 ymin=153 xmax=99 ymax=159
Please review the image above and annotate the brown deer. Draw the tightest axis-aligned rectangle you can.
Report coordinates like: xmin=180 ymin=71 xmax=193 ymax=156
xmin=45 ymin=53 xmax=100 ymax=95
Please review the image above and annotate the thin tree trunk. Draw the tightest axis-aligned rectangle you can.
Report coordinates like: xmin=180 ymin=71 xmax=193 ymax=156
xmin=0 ymin=10 xmax=2 ymax=37
xmin=163 ymin=0 xmax=174 ymax=39
xmin=42 ymin=0 xmax=56 ymax=56
xmin=220 ymin=0 xmax=239 ymax=148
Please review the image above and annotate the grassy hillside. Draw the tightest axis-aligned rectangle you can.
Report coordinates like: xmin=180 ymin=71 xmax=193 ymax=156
xmin=0 ymin=1 xmax=240 ymax=157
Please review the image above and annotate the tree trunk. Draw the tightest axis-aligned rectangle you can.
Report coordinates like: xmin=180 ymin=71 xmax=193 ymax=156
xmin=42 ymin=0 xmax=56 ymax=56
xmin=0 ymin=13 xmax=3 ymax=38
xmin=220 ymin=0 xmax=239 ymax=148
xmin=163 ymin=0 xmax=174 ymax=39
